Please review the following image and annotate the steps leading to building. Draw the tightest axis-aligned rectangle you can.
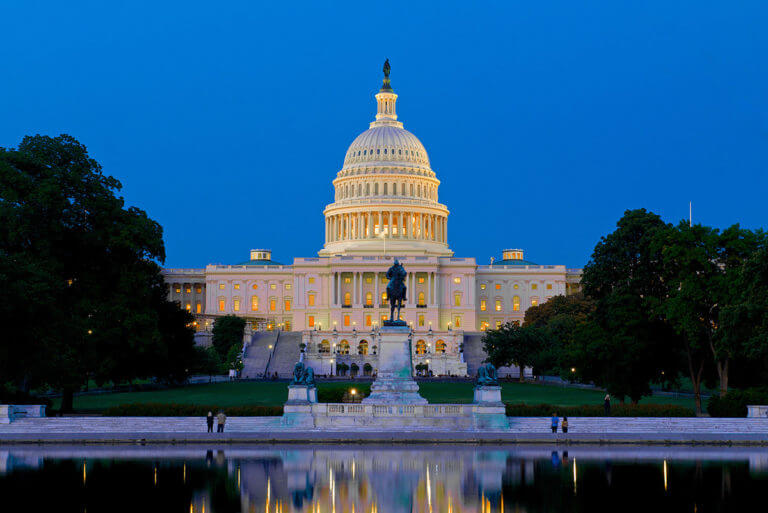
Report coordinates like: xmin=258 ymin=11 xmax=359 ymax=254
xmin=265 ymin=331 xmax=302 ymax=378
xmin=242 ymin=332 xmax=279 ymax=378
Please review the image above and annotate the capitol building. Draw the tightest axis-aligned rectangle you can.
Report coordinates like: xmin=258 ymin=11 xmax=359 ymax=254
xmin=163 ymin=65 xmax=582 ymax=377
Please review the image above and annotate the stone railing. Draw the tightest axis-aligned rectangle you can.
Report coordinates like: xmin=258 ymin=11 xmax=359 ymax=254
xmin=0 ymin=404 xmax=46 ymax=423
xmin=748 ymin=405 xmax=768 ymax=418
xmin=320 ymin=403 xmax=475 ymax=417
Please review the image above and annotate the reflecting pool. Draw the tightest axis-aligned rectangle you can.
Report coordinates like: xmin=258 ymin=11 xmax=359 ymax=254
xmin=1 ymin=445 xmax=767 ymax=512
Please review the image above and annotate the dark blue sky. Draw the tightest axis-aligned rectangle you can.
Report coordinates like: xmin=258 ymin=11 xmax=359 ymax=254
xmin=2 ymin=1 xmax=767 ymax=268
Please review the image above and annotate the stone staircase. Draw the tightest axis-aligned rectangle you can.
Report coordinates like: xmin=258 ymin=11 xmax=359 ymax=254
xmin=242 ymin=331 xmax=279 ymax=378
xmin=264 ymin=331 xmax=303 ymax=378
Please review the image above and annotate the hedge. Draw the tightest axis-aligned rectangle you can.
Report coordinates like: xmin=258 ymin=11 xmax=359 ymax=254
xmin=505 ymin=402 xmax=695 ymax=417
xmin=103 ymin=403 xmax=283 ymax=417
xmin=317 ymin=384 xmax=371 ymax=403
xmin=707 ymin=388 xmax=768 ymax=417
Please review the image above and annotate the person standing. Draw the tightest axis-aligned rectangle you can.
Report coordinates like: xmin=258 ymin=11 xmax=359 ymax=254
xmin=562 ymin=416 xmax=569 ymax=434
xmin=550 ymin=413 xmax=559 ymax=434
xmin=206 ymin=411 xmax=214 ymax=433
xmin=604 ymin=394 xmax=611 ymax=416
xmin=216 ymin=410 xmax=227 ymax=433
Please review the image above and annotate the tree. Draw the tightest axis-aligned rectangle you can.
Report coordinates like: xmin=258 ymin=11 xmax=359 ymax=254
xmin=212 ymin=315 xmax=246 ymax=362
xmin=580 ymin=209 xmax=682 ymax=405
xmin=0 ymin=134 xmax=195 ymax=410
xmin=482 ymin=322 xmax=546 ymax=381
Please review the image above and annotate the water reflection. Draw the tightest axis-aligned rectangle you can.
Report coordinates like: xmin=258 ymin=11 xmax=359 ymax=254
xmin=1 ymin=445 xmax=768 ymax=512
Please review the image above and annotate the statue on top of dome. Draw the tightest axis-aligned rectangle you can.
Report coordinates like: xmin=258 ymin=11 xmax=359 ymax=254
xmin=383 ymin=58 xmax=391 ymax=78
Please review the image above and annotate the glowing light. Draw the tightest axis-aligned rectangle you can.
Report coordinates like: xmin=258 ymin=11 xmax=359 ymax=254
xmin=573 ymin=458 xmax=577 ymax=494
xmin=663 ymin=459 xmax=668 ymax=491
xmin=571 ymin=367 xmax=576 ymax=373
xmin=351 ymin=388 xmax=357 ymax=395
xmin=183 ymin=462 xmax=186 ymax=484
xmin=426 ymin=466 xmax=433 ymax=513
xmin=82 ymin=460 xmax=86 ymax=485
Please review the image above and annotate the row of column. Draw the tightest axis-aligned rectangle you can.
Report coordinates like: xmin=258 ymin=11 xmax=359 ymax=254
xmin=332 ymin=271 xmax=438 ymax=306
xmin=325 ymin=211 xmax=447 ymax=244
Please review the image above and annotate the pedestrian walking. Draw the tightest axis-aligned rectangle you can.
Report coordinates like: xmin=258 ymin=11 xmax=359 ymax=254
xmin=216 ymin=410 xmax=226 ymax=433
xmin=206 ymin=411 xmax=214 ymax=433
xmin=604 ymin=394 xmax=611 ymax=415
xmin=550 ymin=413 xmax=559 ymax=434
xmin=561 ymin=416 xmax=569 ymax=434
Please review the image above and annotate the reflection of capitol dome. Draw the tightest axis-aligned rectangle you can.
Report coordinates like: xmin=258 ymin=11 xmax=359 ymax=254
xmin=320 ymin=64 xmax=451 ymax=256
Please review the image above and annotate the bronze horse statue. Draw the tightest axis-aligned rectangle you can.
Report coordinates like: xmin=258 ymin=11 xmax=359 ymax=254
xmin=385 ymin=259 xmax=407 ymax=325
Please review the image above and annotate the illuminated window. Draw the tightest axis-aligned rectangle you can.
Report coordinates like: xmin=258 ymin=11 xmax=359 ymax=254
xmin=344 ymin=292 xmax=351 ymax=306
xmin=308 ymin=316 xmax=315 ymax=328
xmin=514 ymin=284 xmax=519 ymax=289
xmin=381 ymin=292 xmax=387 ymax=303
xmin=418 ymin=292 xmax=425 ymax=306
xmin=365 ymin=292 xmax=372 ymax=306
xmin=495 ymin=284 xmax=501 ymax=290
xmin=532 ymin=283 xmax=538 ymax=290
xmin=436 ymin=340 xmax=446 ymax=353
xmin=308 ymin=293 xmax=315 ymax=306
xmin=480 ymin=321 xmax=489 ymax=331
xmin=547 ymin=283 xmax=553 ymax=290
xmin=185 ymin=302 xmax=191 ymax=311
xmin=416 ymin=340 xmax=427 ymax=355
xmin=480 ymin=300 xmax=487 ymax=312
xmin=344 ymin=277 xmax=351 ymax=284
xmin=418 ymin=277 xmax=425 ymax=283
xmin=381 ymin=314 xmax=387 ymax=324
xmin=381 ymin=276 xmax=388 ymax=283
xmin=218 ymin=298 xmax=225 ymax=311
xmin=496 ymin=320 xmax=502 ymax=329
xmin=233 ymin=298 xmax=240 ymax=311
xmin=185 ymin=285 xmax=191 ymax=293
xmin=195 ymin=285 xmax=202 ymax=293
xmin=343 ymin=315 xmax=350 ymax=327
xmin=365 ymin=314 xmax=372 ymax=326
xmin=495 ymin=300 xmax=502 ymax=312
xmin=418 ymin=314 xmax=425 ymax=326
xmin=453 ymin=277 xmax=461 ymax=284
xmin=234 ymin=284 xmax=240 ymax=290
xmin=195 ymin=302 xmax=201 ymax=313
xmin=219 ymin=283 xmax=225 ymax=290
xmin=480 ymin=283 xmax=486 ymax=290
xmin=531 ymin=297 xmax=538 ymax=307
xmin=285 ymin=283 xmax=292 ymax=290
xmin=454 ymin=316 xmax=461 ymax=328
xmin=513 ymin=296 xmax=520 ymax=311
xmin=252 ymin=283 xmax=258 ymax=290
xmin=365 ymin=277 xmax=372 ymax=283
xmin=358 ymin=341 xmax=368 ymax=355
xmin=319 ymin=339 xmax=330 ymax=353
xmin=270 ymin=284 xmax=276 ymax=290
xmin=308 ymin=277 xmax=315 ymax=284
xmin=270 ymin=299 xmax=276 ymax=311
xmin=338 ymin=340 xmax=350 ymax=354
xmin=175 ymin=285 xmax=181 ymax=293
xmin=454 ymin=292 xmax=461 ymax=306
xmin=251 ymin=296 xmax=259 ymax=311
xmin=284 ymin=299 xmax=291 ymax=311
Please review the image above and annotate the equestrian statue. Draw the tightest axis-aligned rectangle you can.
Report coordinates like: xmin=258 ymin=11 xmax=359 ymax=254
xmin=385 ymin=259 xmax=407 ymax=326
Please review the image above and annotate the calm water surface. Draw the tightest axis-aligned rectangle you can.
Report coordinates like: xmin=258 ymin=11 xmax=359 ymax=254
xmin=1 ymin=445 xmax=767 ymax=512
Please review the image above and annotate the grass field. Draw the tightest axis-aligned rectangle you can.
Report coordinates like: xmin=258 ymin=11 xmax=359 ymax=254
xmin=55 ymin=380 xmax=696 ymax=412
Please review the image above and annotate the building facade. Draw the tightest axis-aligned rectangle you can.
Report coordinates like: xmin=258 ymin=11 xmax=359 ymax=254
xmin=162 ymin=68 xmax=582 ymax=377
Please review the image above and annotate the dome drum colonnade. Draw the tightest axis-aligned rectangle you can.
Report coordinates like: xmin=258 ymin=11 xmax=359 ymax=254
xmin=319 ymin=68 xmax=451 ymax=256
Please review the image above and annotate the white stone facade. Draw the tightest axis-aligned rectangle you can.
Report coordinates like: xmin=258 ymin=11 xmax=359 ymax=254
xmin=162 ymin=68 xmax=582 ymax=375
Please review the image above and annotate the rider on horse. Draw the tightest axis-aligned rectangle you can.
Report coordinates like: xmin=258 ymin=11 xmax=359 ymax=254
xmin=386 ymin=259 xmax=407 ymax=323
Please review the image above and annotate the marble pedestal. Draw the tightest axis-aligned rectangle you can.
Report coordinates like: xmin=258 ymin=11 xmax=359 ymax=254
xmin=282 ymin=385 xmax=317 ymax=428
xmin=473 ymin=386 xmax=502 ymax=405
xmin=362 ymin=326 xmax=427 ymax=405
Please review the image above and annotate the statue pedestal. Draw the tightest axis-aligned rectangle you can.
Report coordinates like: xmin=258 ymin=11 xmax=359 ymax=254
xmin=282 ymin=385 xmax=317 ymax=428
xmin=363 ymin=326 xmax=427 ymax=405
xmin=473 ymin=386 xmax=502 ymax=405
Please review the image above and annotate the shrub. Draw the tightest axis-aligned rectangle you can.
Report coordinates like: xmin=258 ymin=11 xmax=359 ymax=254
xmin=103 ymin=403 xmax=282 ymax=417
xmin=317 ymin=384 xmax=371 ymax=403
xmin=504 ymin=402 xmax=694 ymax=417
xmin=707 ymin=387 xmax=768 ymax=417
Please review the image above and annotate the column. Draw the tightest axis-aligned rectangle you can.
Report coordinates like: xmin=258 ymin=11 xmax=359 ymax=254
xmin=407 ymin=212 xmax=412 ymax=239
xmin=374 ymin=272 xmax=380 ymax=306
xmin=401 ymin=211 xmax=406 ymax=238
xmin=335 ymin=272 xmax=341 ymax=306
xmin=428 ymin=272 xmax=432 ymax=305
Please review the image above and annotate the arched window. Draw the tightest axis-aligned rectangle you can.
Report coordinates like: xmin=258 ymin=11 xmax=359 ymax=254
xmin=401 ymin=183 xmax=406 ymax=195
xmin=436 ymin=340 xmax=446 ymax=353
xmin=374 ymin=183 xmax=379 ymax=195
xmin=383 ymin=183 xmax=388 ymax=195
xmin=513 ymin=295 xmax=521 ymax=311
xmin=366 ymin=183 xmax=370 ymax=195
xmin=418 ymin=292 xmax=425 ymax=306
xmin=319 ymin=340 xmax=330 ymax=353
xmin=358 ymin=340 xmax=368 ymax=355
xmin=344 ymin=292 xmax=351 ymax=306
xmin=410 ymin=184 xmax=414 ymax=196
xmin=416 ymin=340 xmax=427 ymax=355
xmin=338 ymin=340 xmax=350 ymax=355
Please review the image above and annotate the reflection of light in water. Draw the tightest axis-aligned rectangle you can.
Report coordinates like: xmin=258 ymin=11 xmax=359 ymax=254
xmin=426 ymin=465 xmax=433 ymax=513
xmin=663 ymin=460 xmax=668 ymax=491
xmin=266 ymin=476 xmax=271 ymax=513
xmin=573 ymin=458 xmax=577 ymax=495
xmin=237 ymin=465 xmax=240 ymax=491
xmin=183 ymin=462 xmax=186 ymax=484
xmin=189 ymin=502 xmax=193 ymax=513
xmin=82 ymin=460 xmax=86 ymax=486
xmin=154 ymin=464 xmax=158 ymax=487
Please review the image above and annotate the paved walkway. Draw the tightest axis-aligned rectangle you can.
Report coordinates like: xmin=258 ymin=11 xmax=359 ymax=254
xmin=1 ymin=416 xmax=767 ymax=444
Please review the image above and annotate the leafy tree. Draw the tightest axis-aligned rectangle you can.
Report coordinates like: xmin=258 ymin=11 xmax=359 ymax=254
xmin=0 ymin=134 xmax=195 ymax=410
xmin=482 ymin=322 xmax=546 ymax=381
xmin=580 ymin=209 xmax=682 ymax=405
xmin=212 ymin=315 xmax=246 ymax=361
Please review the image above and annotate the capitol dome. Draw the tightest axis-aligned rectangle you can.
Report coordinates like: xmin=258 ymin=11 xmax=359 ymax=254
xmin=319 ymin=63 xmax=452 ymax=257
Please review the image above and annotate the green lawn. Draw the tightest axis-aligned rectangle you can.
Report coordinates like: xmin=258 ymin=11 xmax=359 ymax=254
xmin=56 ymin=380 xmax=696 ymax=412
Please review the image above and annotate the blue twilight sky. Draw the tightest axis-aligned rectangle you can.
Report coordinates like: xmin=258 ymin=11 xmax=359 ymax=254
xmin=2 ymin=1 xmax=767 ymax=268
